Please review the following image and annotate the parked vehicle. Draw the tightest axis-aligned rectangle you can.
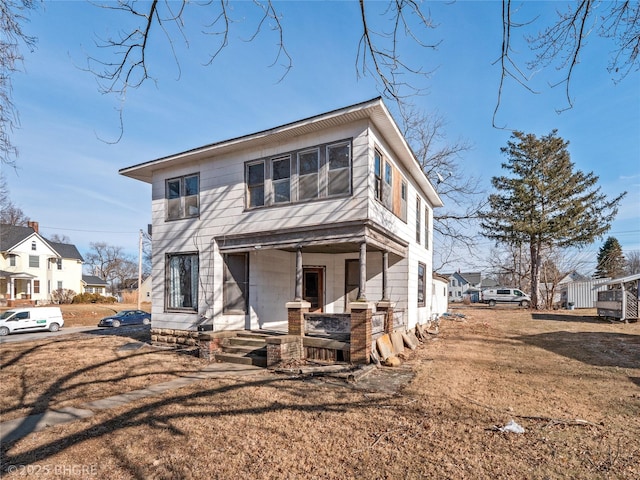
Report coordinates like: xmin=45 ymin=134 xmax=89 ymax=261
xmin=0 ymin=307 xmax=64 ymax=336
xmin=481 ymin=288 xmax=531 ymax=308
xmin=98 ymin=310 xmax=151 ymax=328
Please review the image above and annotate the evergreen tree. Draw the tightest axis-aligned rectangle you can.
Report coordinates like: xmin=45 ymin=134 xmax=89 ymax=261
xmin=594 ymin=237 xmax=626 ymax=279
xmin=480 ymin=130 xmax=626 ymax=308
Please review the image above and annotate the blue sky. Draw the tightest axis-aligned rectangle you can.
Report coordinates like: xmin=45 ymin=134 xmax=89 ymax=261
xmin=6 ymin=1 xmax=639 ymax=273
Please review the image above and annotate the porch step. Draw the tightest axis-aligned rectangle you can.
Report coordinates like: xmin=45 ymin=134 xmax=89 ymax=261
xmin=215 ymin=331 xmax=271 ymax=368
xmin=227 ymin=337 xmax=267 ymax=348
xmin=215 ymin=352 xmax=267 ymax=368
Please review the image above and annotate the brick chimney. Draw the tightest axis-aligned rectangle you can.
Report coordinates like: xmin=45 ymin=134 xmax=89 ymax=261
xmin=27 ymin=221 xmax=39 ymax=233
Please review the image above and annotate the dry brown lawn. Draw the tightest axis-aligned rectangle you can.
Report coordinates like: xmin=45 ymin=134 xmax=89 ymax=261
xmin=1 ymin=306 xmax=639 ymax=479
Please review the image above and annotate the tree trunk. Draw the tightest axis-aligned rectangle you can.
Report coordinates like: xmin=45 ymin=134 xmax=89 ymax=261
xmin=530 ymin=240 xmax=541 ymax=309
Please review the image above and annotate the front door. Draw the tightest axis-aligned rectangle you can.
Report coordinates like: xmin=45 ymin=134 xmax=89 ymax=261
xmin=303 ymin=267 xmax=324 ymax=312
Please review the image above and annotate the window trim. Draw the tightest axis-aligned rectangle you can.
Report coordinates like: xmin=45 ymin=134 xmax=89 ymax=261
xmin=417 ymin=262 xmax=426 ymax=307
xmin=165 ymin=173 xmax=200 ymax=221
xmin=165 ymin=252 xmax=199 ymax=312
xmin=416 ymin=196 xmax=422 ymax=244
xmin=245 ymin=139 xmax=352 ymax=210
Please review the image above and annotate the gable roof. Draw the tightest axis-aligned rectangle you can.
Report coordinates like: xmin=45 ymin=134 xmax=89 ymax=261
xmin=1 ymin=223 xmax=83 ymax=261
xmin=119 ymin=97 xmax=444 ymax=208
xmin=1 ymin=224 xmax=38 ymax=252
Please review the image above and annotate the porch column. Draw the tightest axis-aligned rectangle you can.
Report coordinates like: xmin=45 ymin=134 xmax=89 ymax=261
xmin=294 ymin=247 xmax=303 ymax=301
xmin=9 ymin=278 xmax=14 ymax=300
xmin=357 ymin=242 xmax=367 ymax=301
xmin=287 ymin=246 xmax=309 ymax=336
xmin=27 ymin=280 xmax=32 ymax=299
xmin=350 ymin=302 xmax=373 ymax=364
xmin=381 ymin=250 xmax=389 ymax=301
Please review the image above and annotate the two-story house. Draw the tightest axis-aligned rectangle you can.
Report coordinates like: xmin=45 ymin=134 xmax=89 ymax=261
xmin=0 ymin=222 xmax=84 ymax=306
xmin=120 ymin=98 xmax=443 ymax=362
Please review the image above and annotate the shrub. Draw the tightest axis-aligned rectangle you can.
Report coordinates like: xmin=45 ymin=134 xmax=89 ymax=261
xmin=72 ymin=293 xmax=117 ymax=304
xmin=51 ymin=288 xmax=76 ymax=304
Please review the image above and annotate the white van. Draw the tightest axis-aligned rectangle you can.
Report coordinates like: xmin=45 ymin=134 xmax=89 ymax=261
xmin=0 ymin=307 xmax=64 ymax=336
xmin=481 ymin=288 xmax=531 ymax=308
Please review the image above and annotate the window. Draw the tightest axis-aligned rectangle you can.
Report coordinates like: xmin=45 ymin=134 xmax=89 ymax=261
xmin=247 ymin=161 xmax=265 ymax=207
xmin=9 ymin=255 xmax=16 ymax=267
xmin=29 ymin=255 xmax=39 ymax=268
xmin=166 ymin=174 xmax=199 ymax=220
xmin=374 ymin=150 xmax=383 ymax=201
xmin=166 ymin=253 xmax=199 ymax=311
xmin=245 ymin=139 xmax=352 ymax=209
xmin=34 ymin=280 xmax=40 ymax=294
xmin=400 ymin=181 xmax=408 ymax=221
xmin=298 ymin=149 xmax=319 ymax=200
xmin=416 ymin=196 xmax=421 ymax=244
xmin=224 ymin=253 xmax=248 ymax=314
xmin=57 ymin=281 xmax=63 ymax=290
xmin=327 ymin=143 xmax=351 ymax=196
xmin=272 ymin=156 xmax=291 ymax=204
xmin=57 ymin=258 xmax=62 ymax=270
xmin=425 ymin=207 xmax=430 ymax=250
xmin=31 ymin=241 xmax=36 ymax=251
xmin=418 ymin=262 xmax=426 ymax=307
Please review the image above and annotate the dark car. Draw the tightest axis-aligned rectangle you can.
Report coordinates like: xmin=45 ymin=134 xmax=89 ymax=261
xmin=98 ymin=310 xmax=151 ymax=328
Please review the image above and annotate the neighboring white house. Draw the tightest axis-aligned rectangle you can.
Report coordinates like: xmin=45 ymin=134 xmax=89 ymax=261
xmin=120 ymin=98 xmax=444 ymax=355
xmin=1 ymin=222 xmax=84 ymax=306
xmin=444 ymin=271 xmax=482 ymax=302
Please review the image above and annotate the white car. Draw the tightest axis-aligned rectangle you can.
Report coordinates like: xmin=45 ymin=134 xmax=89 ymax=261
xmin=481 ymin=288 xmax=531 ymax=308
xmin=0 ymin=307 xmax=64 ymax=336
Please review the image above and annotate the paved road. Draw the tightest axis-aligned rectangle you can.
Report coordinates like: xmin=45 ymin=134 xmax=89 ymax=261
xmin=0 ymin=325 xmax=148 ymax=344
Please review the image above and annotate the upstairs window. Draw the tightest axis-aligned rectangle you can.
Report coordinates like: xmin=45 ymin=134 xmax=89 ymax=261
xmin=31 ymin=241 xmax=36 ymax=251
xmin=298 ymin=149 xmax=319 ymax=200
xmin=247 ymin=162 xmax=265 ymax=207
xmin=166 ymin=174 xmax=199 ymax=220
xmin=245 ymin=139 xmax=352 ymax=209
xmin=327 ymin=142 xmax=351 ymax=196
xmin=425 ymin=207 xmax=430 ymax=250
xmin=374 ymin=150 xmax=383 ymax=201
xmin=29 ymin=255 xmax=39 ymax=268
xmin=9 ymin=255 xmax=16 ymax=267
xmin=57 ymin=258 xmax=62 ymax=270
xmin=416 ymin=196 xmax=422 ymax=244
xmin=271 ymin=156 xmax=291 ymax=204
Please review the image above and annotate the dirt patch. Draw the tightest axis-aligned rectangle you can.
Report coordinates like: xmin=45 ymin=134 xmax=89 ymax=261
xmin=1 ymin=307 xmax=639 ymax=479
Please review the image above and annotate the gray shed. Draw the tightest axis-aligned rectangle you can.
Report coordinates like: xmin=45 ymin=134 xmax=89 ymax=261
xmin=595 ymin=273 xmax=640 ymax=322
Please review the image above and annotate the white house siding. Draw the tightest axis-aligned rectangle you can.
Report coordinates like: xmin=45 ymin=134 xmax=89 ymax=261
xmin=367 ymin=127 xmax=435 ymax=329
xmin=141 ymin=103 xmax=441 ymax=333
xmin=149 ymin=121 xmax=374 ymax=331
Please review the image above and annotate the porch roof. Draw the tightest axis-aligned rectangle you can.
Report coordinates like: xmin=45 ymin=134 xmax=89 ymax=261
xmin=0 ymin=270 xmax=37 ymax=279
xmin=216 ymin=220 xmax=408 ymax=257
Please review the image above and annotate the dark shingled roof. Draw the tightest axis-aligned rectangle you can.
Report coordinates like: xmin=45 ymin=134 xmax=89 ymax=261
xmin=82 ymin=275 xmax=107 ymax=286
xmin=1 ymin=224 xmax=83 ymax=261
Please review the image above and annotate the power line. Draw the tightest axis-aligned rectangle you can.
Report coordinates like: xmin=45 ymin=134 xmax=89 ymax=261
xmin=40 ymin=225 xmax=138 ymax=234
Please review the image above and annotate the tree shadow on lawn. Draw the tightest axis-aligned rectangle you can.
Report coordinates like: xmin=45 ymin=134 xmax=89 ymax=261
xmin=517 ymin=330 xmax=640 ymax=369
xmin=531 ymin=312 xmax=616 ymax=325
xmin=0 ymin=375 xmax=387 ymax=474
xmin=82 ymin=325 xmax=151 ymax=342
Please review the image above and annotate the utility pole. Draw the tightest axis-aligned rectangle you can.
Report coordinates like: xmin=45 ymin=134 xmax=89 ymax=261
xmin=137 ymin=229 xmax=143 ymax=310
